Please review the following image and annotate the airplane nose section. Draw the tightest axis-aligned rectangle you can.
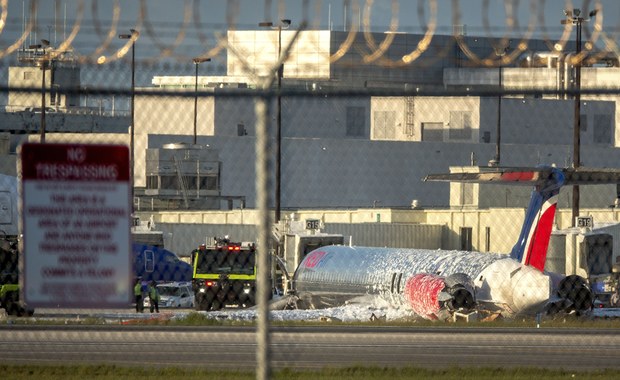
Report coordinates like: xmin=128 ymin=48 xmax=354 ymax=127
xmin=511 ymin=266 xmax=552 ymax=313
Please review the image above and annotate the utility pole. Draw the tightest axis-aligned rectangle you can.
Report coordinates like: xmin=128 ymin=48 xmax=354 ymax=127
xmin=561 ymin=8 xmax=597 ymax=226
xmin=489 ymin=42 xmax=509 ymax=167
xmin=259 ymin=19 xmax=291 ymax=224
xmin=118 ymin=29 xmax=139 ymax=208
xmin=192 ymin=57 xmax=211 ymax=145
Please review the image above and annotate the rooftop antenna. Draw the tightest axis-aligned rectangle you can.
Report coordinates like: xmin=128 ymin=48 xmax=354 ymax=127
xmin=328 ymin=3 xmax=331 ymax=30
xmin=64 ymin=2 xmax=67 ymax=41
xmin=33 ymin=7 xmax=36 ymax=44
xmin=22 ymin=0 xmax=25 ymax=49
xmin=54 ymin=0 xmax=57 ymax=45
xmin=358 ymin=6 xmax=361 ymax=29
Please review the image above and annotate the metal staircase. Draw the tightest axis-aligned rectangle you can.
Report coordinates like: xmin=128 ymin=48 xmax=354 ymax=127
xmin=172 ymin=154 xmax=190 ymax=209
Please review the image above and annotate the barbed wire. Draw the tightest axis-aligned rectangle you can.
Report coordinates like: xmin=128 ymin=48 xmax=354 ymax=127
xmin=0 ymin=0 xmax=618 ymax=69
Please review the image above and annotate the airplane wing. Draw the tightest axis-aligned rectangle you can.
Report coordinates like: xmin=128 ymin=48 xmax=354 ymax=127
xmin=424 ymin=166 xmax=620 ymax=186
xmin=423 ymin=167 xmax=557 ymax=184
xmin=562 ymin=167 xmax=620 ymax=185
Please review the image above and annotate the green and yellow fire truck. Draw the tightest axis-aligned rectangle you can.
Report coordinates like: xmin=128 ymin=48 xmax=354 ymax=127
xmin=0 ymin=234 xmax=33 ymax=316
xmin=191 ymin=237 xmax=260 ymax=311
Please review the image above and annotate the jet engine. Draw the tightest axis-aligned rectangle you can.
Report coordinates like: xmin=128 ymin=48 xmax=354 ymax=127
xmin=549 ymin=274 xmax=593 ymax=315
xmin=403 ymin=273 xmax=476 ymax=320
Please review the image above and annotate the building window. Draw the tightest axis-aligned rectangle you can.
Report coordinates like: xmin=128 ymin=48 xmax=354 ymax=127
xmin=373 ymin=111 xmax=396 ymax=139
xmin=184 ymin=176 xmax=198 ymax=189
xmin=460 ymin=183 xmax=474 ymax=206
xmin=485 ymin=226 xmax=491 ymax=252
xmin=421 ymin=122 xmax=444 ymax=141
xmin=594 ymin=114 xmax=612 ymax=144
xmin=580 ymin=113 xmax=588 ymax=132
xmin=237 ymin=123 xmax=247 ymax=136
xmin=460 ymin=227 xmax=473 ymax=251
xmin=448 ymin=111 xmax=472 ymax=141
xmin=23 ymin=71 xmax=33 ymax=80
xmin=346 ymin=106 xmax=365 ymax=137
xmin=146 ymin=176 xmax=158 ymax=189
xmin=160 ymin=176 xmax=178 ymax=190
xmin=199 ymin=176 xmax=218 ymax=190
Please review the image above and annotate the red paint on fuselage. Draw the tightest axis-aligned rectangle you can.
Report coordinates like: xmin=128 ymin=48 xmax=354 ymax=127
xmin=403 ymin=273 xmax=445 ymax=320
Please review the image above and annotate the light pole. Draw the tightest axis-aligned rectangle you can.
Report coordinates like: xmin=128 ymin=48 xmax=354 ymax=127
xmin=258 ymin=19 xmax=291 ymax=223
xmin=192 ymin=57 xmax=211 ymax=145
xmin=119 ymin=29 xmax=139 ymax=205
xmin=561 ymin=8 xmax=597 ymax=226
xmin=30 ymin=40 xmax=50 ymax=142
xmin=41 ymin=55 xmax=46 ymax=142
xmin=489 ymin=43 xmax=509 ymax=167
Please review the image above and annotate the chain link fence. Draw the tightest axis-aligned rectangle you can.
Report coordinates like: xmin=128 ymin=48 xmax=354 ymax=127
xmin=2 ymin=1 xmax=620 ymax=377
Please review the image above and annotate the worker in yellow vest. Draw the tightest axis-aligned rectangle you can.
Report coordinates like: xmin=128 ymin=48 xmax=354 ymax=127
xmin=134 ymin=278 xmax=144 ymax=313
xmin=148 ymin=280 xmax=160 ymax=313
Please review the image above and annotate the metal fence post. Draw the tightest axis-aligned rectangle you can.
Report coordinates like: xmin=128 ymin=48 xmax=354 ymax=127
xmin=255 ymin=94 xmax=273 ymax=380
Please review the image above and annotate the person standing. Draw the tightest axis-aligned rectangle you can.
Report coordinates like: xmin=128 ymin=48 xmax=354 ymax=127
xmin=134 ymin=278 xmax=144 ymax=313
xmin=148 ymin=280 xmax=160 ymax=313
xmin=611 ymin=286 xmax=620 ymax=307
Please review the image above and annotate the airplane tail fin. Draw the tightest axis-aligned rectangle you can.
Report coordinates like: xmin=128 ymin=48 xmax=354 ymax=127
xmin=425 ymin=166 xmax=620 ymax=272
xmin=510 ymin=173 xmax=563 ymax=271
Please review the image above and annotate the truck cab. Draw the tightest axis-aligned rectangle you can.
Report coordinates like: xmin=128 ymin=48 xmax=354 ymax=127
xmin=0 ymin=235 xmax=33 ymax=316
xmin=191 ymin=237 xmax=258 ymax=311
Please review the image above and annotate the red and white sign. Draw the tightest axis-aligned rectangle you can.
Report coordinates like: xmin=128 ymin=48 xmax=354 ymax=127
xmin=20 ymin=143 xmax=131 ymax=308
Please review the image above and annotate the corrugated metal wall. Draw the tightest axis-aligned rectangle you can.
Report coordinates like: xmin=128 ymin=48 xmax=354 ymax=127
xmin=157 ymin=222 xmax=445 ymax=257
xmin=324 ymin=223 xmax=444 ymax=249
xmin=158 ymin=223 xmax=258 ymax=257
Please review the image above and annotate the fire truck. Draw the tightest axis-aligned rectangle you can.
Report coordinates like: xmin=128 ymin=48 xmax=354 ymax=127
xmin=190 ymin=223 xmax=344 ymax=311
xmin=191 ymin=237 xmax=259 ymax=311
xmin=0 ymin=173 xmax=33 ymax=317
xmin=0 ymin=233 xmax=30 ymax=316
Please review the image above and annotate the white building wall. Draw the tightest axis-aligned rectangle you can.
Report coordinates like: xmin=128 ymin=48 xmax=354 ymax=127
xmin=130 ymin=89 xmax=620 ymax=210
xmin=140 ymin=206 xmax=620 ymax=257
xmin=479 ymin=97 xmax=616 ymax=147
xmin=134 ymin=90 xmax=215 ymax=187
xmin=8 ymin=66 xmax=81 ymax=111
xmin=371 ymin=96 xmax=481 ymax=143
xmin=445 ymin=67 xmax=620 ymax=147
xmin=415 ymin=97 xmax=481 ymax=143
xmin=25 ymin=133 xmax=127 ymax=148
xmin=215 ymin=95 xmax=370 ymax=139
xmin=145 ymin=133 xmax=620 ymax=210
xmin=370 ymin=97 xmax=411 ymax=141
xmin=227 ymin=30 xmax=331 ymax=79
xmin=8 ymin=66 xmax=51 ymax=110
xmin=444 ymin=67 xmax=559 ymax=90
xmin=580 ymin=68 xmax=620 ymax=147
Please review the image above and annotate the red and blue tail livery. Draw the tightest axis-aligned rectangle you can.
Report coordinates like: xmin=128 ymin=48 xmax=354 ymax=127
xmin=509 ymin=168 xmax=564 ymax=271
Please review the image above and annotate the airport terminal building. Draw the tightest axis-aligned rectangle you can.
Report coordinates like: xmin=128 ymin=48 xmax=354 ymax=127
xmin=125 ymin=30 xmax=620 ymax=211
xmin=2 ymin=29 xmax=620 ymax=260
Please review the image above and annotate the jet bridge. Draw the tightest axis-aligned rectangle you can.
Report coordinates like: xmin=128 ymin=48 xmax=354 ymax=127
xmin=275 ymin=215 xmax=344 ymax=294
xmin=547 ymin=220 xmax=620 ymax=307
